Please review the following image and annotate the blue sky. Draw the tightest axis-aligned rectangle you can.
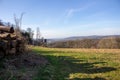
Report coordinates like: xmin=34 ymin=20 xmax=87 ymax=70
xmin=0 ymin=0 xmax=120 ymax=38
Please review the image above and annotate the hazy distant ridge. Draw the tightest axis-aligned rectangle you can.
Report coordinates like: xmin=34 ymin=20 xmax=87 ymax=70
xmin=48 ymin=35 xmax=120 ymax=43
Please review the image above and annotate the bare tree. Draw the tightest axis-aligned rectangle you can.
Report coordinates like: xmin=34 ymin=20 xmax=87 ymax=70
xmin=27 ymin=28 xmax=34 ymax=39
xmin=14 ymin=12 xmax=25 ymax=30
xmin=14 ymin=12 xmax=25 ymax=37
xmin=97 ymin=37 xmax=119 ymax=49
xmin=36 ymin=27 xmax=41 ymax=40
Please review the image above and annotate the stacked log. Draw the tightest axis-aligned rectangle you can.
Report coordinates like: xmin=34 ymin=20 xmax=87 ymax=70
xmin=0 ymin=26 xmax=25 ymax=58
xmin=0 ymin=26 xmax=14 ymax=33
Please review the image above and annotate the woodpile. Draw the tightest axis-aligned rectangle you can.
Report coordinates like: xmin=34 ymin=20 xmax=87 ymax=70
xmin=0 ymin=26 xmax=25 ymax=58
xmin=0 ymin=26 xmax=14 ymax=33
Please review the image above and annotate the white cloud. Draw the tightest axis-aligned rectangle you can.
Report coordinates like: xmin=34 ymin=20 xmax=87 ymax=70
xmin=63 ymin=2 xmax=96 ymax=24
xmin=65 ymin=2 xmax=96 ymax=18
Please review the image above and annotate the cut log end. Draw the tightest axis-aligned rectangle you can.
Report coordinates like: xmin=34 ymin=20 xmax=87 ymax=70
xmin=10 ymin=27 xmax=14 ymax=33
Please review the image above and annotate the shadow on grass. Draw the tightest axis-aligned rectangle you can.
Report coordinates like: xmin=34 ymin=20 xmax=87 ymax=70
xmin=33 ymin=49 xmax=117 ymax=80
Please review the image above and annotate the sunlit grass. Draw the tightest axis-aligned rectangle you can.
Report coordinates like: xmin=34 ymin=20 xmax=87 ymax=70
xmin=32 ymin=46 xmax=120 ymax=80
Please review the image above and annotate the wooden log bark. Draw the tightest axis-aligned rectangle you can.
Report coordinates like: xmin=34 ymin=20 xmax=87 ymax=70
xmin=0 ymin=26 xmax=25 ymax=56
xmin=0 ymin=26 xmax=14 ymax=33
xmin=0 ymin=33 xmax=17 ymax=40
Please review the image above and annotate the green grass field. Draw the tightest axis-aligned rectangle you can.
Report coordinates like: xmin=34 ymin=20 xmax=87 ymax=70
xmin=32 ymin=46 xmax=120 ymax=80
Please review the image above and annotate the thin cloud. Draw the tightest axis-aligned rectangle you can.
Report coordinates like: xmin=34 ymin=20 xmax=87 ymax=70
xmin=65 ymin=7 xmax=86 ymax=18
xmin=65 ymin=2 xmax=96 ymax=18
xmin=63 ymin=2 xmax=96 ymax=24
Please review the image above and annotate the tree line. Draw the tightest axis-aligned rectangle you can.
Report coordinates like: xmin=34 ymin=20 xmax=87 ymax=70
xmin=48 ymin=37 xmax=120 ymax=49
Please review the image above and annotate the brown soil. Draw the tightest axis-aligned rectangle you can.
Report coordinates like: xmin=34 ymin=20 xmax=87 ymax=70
xmin=0 ymin=52 xmax=48 ymax=80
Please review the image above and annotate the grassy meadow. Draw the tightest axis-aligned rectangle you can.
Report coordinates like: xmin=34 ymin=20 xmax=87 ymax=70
xmin=32 ymin=46 xmax=120 ymax=80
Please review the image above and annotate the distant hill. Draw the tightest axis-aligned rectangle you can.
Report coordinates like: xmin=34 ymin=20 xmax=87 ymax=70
xmin=65 ymin=35 xmax=120 ymax=40
xmin=47 ymin=35 xmax=120 ymax=43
